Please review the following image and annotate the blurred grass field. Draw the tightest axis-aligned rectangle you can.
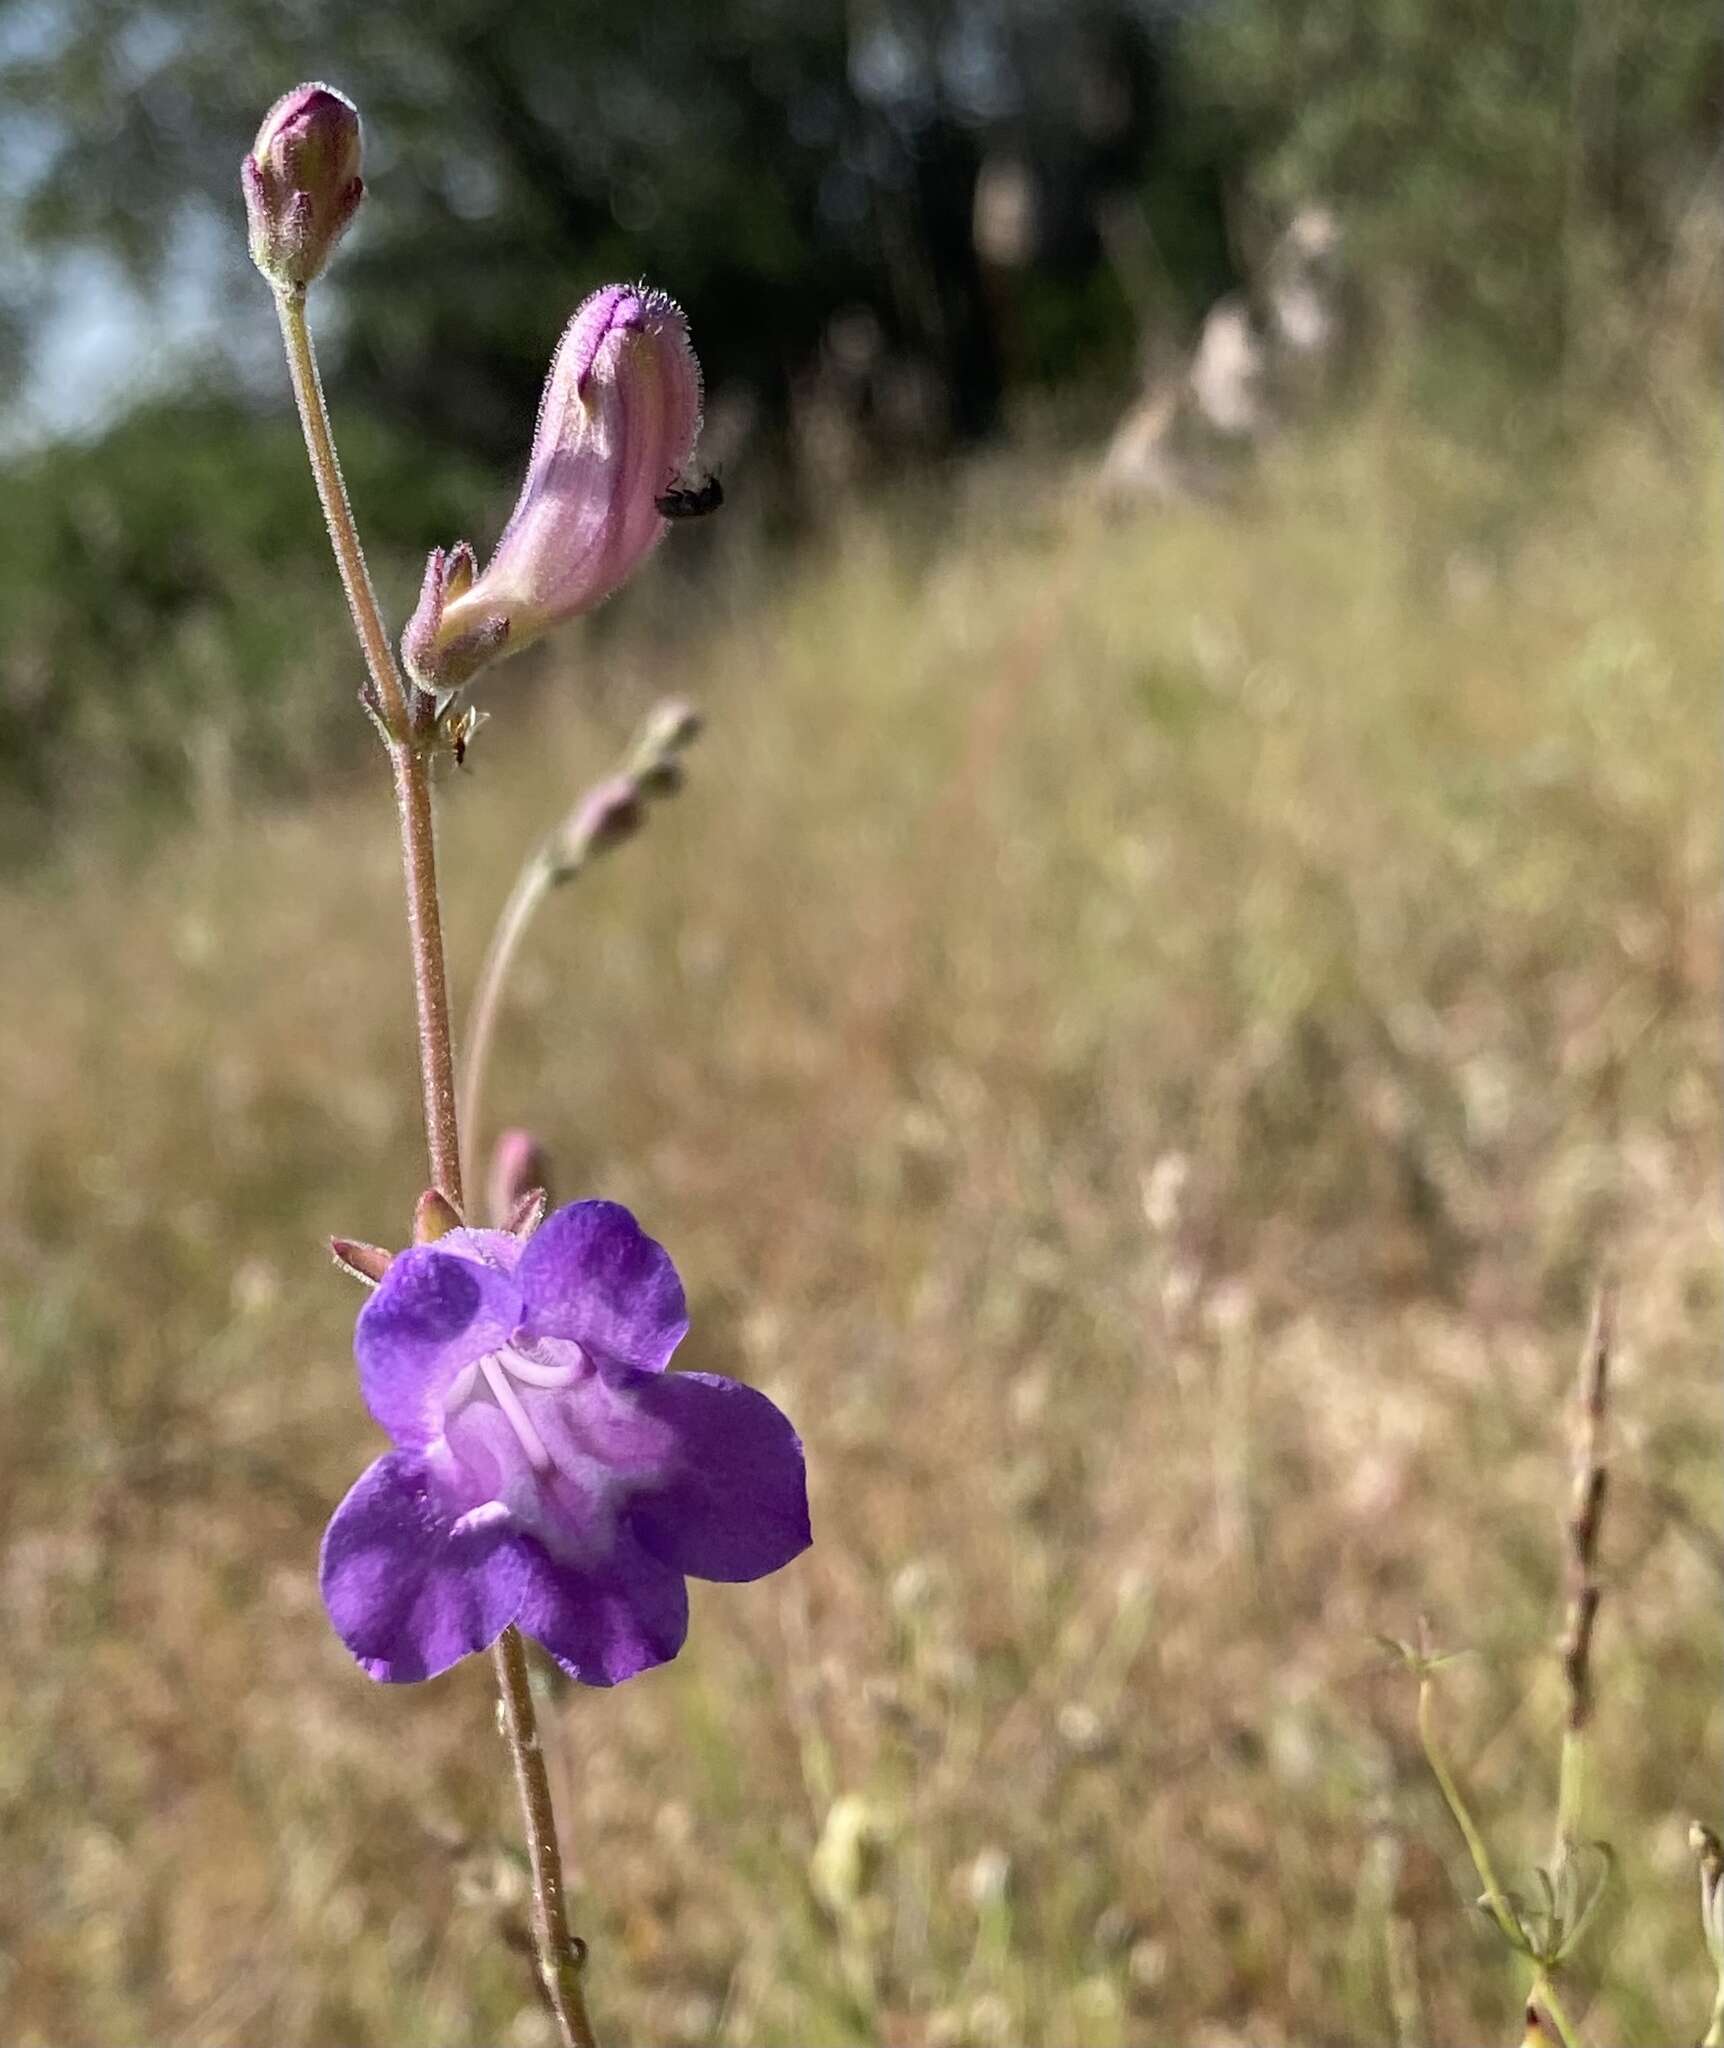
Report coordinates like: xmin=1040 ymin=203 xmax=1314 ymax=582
xmin=0 ymin=372 xmax=1718 ymax=2047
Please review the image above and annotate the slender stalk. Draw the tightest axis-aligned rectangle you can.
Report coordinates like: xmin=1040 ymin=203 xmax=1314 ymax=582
xmin=458 ymin=701 xmax=701 ymax=1191
xmin=1528 ymin=1976 xmax=1581 ymax=2048
xmin=460 ymin=850 xmax=556 ymax=1194
xmin=274 ymin=291 xmax=409 ymax=736
xmin=1694 ymin=1824 xmax=1724 ymax=2048
xmin=1554 ymin=1288 xmax=1612 ymax=1865
xmin=1416 ymin=1676 xmax=1521 ymax=1952
xmin=495 ymin=1624 xmax=599 ymax=2048
xmin=276 ymin=283 xmax=598 ymax=2048
xmin=392 ymin=738 xmax=465 ymax=1203
xmin=1418 ymin=1679 xmax=1582 ymax=2048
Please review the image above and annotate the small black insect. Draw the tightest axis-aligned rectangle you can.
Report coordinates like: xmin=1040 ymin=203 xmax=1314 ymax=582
xmin=655 ymin=473 xmax=724 ymax=521
xmin=437 ymin=702 xmax=486 ymax=771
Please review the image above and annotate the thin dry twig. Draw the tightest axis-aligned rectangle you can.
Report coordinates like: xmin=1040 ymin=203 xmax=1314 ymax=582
xmin=1559 ymin=1285 xmax=1613 ymax=1745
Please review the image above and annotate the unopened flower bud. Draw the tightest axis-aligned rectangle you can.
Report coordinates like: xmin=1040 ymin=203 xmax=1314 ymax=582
xmin=637 ymin=699 xmax=704 ymax=761
xmin=413 ymin=1188 xmax=464 ymax=1243
xmin=552 ymin=774 xmax=644 ymax=874
xmin=243 ymin=82 xmax=364 ymax=293
xmin=488 ymin=1129 xmax=552 ymax=1231
xmin=402 ymin=284 xmax=703 ymax=699
xmin=330 ymin=1236 xmax=395 ymax=1286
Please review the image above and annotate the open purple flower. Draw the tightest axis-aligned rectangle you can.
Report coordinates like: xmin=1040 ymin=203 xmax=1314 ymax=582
xmin=320 ymin=1201 xmax=809 ymax=1684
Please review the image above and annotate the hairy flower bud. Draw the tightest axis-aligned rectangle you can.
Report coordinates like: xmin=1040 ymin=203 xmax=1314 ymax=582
xmin=402 ymin=284 xmax=703 ymax=700
xmin=243 ymin=82 xmax=364 ymax=292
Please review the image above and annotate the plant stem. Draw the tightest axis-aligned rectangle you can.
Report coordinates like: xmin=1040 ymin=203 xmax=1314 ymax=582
xmin=276 ymin=283 xmax=598 ymax=2048
xmin=495 ymin=1623 xmax=599 ymax=2048
xmin=274 ymin=291 xmax=409 ymax=736
xmin=1554 ymin=1288 xmax=1612 ymax=1868
xmin=1537 ymin=1978 xmax=1582 ymax=2048
xmin=459 ymin=848 xmax=556 ymax=1195
xmin=1418 ymin=1679 xmax=1581 ymax=2048
xmin=1553 ymin=1728 xmax=1586 ymax=1868
xmin=391 ymin=736 xmax=465 ymax=1204
xmin=1416 ymin=1676 xmax=1519 ymax=1950
xmin=458 ymin=700 xmax=701 ymax=1193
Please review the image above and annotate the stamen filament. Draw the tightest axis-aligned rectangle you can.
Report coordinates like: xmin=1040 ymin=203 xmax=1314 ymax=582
xmin=480 ymin=1353 xmax=554 ymax=1470
xmin=498 ymin=1349 xmax=581 ymax=1388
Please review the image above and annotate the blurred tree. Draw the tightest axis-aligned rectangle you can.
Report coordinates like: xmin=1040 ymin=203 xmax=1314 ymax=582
xmin=0 ymin=1 xmax=1214 ymax=834
xmin=4 ymin=1 xmax=967 ymax=461
xmin=0 ymin=1 xmax=1232 ymax=467
xmin=0 ymin=0 xmax=1711 ymax=839
xmin=1183 ymin=0 xmax=1721 ymax=395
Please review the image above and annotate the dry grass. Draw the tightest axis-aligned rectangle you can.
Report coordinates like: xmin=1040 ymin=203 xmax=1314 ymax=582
xmin=0 ymin=376 xmax=1717 ymax=2046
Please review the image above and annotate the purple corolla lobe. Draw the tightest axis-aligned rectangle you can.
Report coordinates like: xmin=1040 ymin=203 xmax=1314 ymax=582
xmin=320 ymin=1201 xmax=808 ymax=1684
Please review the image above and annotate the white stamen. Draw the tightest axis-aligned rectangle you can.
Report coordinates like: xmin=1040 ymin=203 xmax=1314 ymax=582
xmin=480 ymin=1354 xmax=553 ymax=1471
xmin=498 ymin=1349 xmax=581 ymax=1388
xmin=452 ymin=1500 xmax=512 ymax=1537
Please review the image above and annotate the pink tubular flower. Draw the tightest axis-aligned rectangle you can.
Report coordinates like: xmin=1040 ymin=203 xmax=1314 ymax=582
xmin=403 ymin=285 xmax=704 ymax=700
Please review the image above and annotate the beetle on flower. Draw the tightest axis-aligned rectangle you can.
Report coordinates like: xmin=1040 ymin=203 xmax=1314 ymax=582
xmin=321 ymin=1200 xmax=810 ymax=1684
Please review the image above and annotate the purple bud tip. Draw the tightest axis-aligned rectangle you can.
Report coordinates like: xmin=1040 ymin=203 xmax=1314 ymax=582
xmin=559 ymin=775 xmax=644 ymax=868
xmin=488 ymin=1129 xmax=552 ymax=1229
xmin=331 ymin=1237 xmax=396 ymax=1286
xmin=243 ymin=82 xmax=364 ymax=292
xmin=504 ymin=1186 xmax=550 ymax=1238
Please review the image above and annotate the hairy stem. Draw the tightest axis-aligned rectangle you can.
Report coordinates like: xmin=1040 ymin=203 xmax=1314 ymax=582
xmin=391 ymin=738 xmax=465 ymax=1204
xmin=277 ymin=284 xmax=598 ymax=2048
xmin=495 ymin=1625 xmax=600 ymax=2048
xmin=274 ymin=291 xmax=409 ymax=736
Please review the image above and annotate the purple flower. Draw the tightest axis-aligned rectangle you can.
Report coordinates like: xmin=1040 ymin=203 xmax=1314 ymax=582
xmin=320 ymin=1201 xmax=809 ymax=1684
xmin=402 ymin=285 xmax=704 ymax=700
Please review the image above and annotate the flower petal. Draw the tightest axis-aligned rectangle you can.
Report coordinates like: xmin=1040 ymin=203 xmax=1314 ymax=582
xmin=626 ymin=1371 xmax=811 ymax=1582
xmin=356 ymin=1243 xmax=521 ymax=1449
xmin=517 ymin=1201 xmax=688 ymax=1373
xmin=320 ymin=1452 xmax=527 ymax=1683
xmin=516 ymin=1529 xmax=689 ymax=1685
xmin=441 ymin=1226 xmax=526 ymax=1276
xmin=489 ymin=287 xmax=700 ymax=623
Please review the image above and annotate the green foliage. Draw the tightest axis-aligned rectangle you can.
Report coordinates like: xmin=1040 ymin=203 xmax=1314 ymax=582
xmin=0 ymin=399 xmax=491 ymax=848
xmin=2 ymin=0 xmax=982 ymax=455
xmin=1185 ymin=0 xmax=1720 ymax=383
xmin=0 ymin=1 xmax=1714 ymax=841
